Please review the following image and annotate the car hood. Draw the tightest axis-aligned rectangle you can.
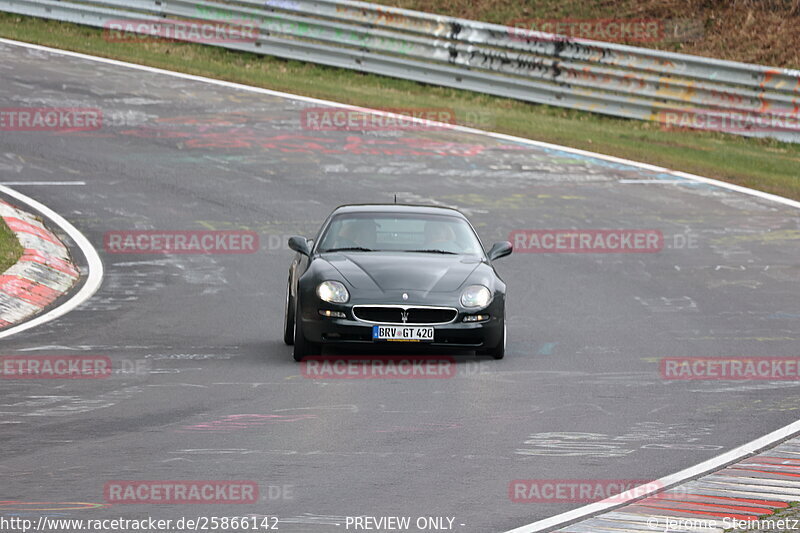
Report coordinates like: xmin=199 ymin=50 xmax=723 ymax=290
xmin=320 ymin=252 xmax=483 ymax=293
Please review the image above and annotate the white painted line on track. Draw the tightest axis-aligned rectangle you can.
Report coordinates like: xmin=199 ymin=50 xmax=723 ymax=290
xmin=0 ymin=181 xmax=86 ymax=185
xmin=0 ymin=183 xmax=104 ymax=340
xmin=0 ymin=37 xmax=799 ymax=532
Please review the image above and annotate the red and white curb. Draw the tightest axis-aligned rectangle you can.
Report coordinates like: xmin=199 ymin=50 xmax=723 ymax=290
xmin=0 ymin=198 xmax=80 ymax=328
xmin=550 ymin=436 xmax=800 ymax=532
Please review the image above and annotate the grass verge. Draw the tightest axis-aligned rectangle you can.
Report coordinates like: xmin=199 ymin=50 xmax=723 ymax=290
xmin=1 ymin=13 xmax=799 ymax=201
xmin=0 ymin=217 xmax=22 ymax=274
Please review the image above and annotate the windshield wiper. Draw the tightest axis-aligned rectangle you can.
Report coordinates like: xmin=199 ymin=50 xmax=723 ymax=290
xmin=320 ymin=247 xmax=375 ymax=253
xmin=404 ymin=249 xmax=458 ymax=254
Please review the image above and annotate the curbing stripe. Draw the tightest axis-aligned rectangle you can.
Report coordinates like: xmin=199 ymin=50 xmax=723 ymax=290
xmin=5 ymin=217 xmax=62 ymax=245
xmin=0 ymin=199 xmax=80 ymax=327
xmin=4 ymin=260 xmax=78 ymax=291
xmin=0 ymin=275 xmax=61 ymax=306
xmin=0 ymin=193 xmax=103 ymax=340
xmin=0 ymin=291 xmax=43 ymax=322
xmin=19 ymin=248 xmax=80 ymax=277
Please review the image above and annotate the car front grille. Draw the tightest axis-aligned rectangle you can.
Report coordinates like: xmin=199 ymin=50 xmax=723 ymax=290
xmin=352 ymin=306 xmax=458 ymax=325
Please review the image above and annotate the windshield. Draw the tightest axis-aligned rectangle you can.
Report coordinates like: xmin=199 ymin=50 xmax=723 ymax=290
xmin=316 ymin=212 xmax=484 ymax=255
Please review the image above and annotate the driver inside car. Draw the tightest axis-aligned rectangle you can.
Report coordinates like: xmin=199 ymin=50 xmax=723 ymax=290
xmin=424 ymin=222 xmax=461 ymax=253
xmin=336 ymin=219 xmax=377 ymax=249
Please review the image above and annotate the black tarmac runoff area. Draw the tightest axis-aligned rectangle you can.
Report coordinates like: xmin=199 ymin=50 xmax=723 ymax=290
xmin=0 ymin=40 xmax=799 ymax=533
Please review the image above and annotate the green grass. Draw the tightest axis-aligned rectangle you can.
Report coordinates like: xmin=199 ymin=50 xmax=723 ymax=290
xmin=0 ymin=217 xmax=22 ymax=273
xmin=1 ymin=13 xmax=799 ymax=201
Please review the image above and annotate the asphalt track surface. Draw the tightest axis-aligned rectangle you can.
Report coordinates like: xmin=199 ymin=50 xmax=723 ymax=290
xmin=1 ymin=40 xmax=799 ymax=533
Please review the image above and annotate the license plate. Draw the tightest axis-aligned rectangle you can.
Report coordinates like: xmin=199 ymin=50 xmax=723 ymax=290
xmin=372 ymin=325 xmax=434 ymax=342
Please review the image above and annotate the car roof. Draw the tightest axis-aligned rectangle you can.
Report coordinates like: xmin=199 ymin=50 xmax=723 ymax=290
xmin=331 ymin=204 xmax=467 ymax=218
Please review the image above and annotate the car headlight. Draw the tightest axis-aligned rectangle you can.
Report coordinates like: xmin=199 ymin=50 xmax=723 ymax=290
xmin=460 ymin=285 xmax=491 ymax=308
xmin=317 ymin=281 xmax=349 ymax=303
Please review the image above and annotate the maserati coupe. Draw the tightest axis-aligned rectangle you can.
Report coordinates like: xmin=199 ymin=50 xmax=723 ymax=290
xmin=283 ymin=204 xmax=512 ymax=360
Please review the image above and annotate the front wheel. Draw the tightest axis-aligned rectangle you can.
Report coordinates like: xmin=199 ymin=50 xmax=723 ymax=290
xmin=293 ymin=302 xmax=321 ymax=361
xmin=478 ymin=321 xmax=505 ymax=360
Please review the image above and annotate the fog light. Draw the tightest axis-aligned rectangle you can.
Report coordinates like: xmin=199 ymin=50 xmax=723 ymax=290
xmin=319 ymin=309 xmax=346 ymax=318
xmin=463 ymin=314 xmax=489 ymax=322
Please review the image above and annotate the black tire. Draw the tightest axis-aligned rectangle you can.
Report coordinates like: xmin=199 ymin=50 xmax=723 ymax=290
xmin=293 ymin=301 xmax=321 ymax=361
xmin=479 ymin=321 xmax=505 ymax=360
xmin=283 ymin=275 xmax=295 ymax=346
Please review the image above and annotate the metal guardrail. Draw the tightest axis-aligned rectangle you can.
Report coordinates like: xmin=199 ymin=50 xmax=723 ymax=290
xmin=2 ymin=0 xmax=799 ymax=142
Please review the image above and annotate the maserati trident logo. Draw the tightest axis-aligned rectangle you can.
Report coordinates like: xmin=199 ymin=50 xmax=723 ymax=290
xmin=400 ymin=310 xmax=409 ymax=323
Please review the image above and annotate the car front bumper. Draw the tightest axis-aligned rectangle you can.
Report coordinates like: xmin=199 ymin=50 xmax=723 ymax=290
xmin=298 ymin=301 xmax=504 ymax=350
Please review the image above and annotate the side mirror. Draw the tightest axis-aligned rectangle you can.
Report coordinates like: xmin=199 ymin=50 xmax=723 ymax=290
xmin=487 ymin=241 xmax=512 ymax=261
xmin=288 ymin=236 xmax=311 ymax=256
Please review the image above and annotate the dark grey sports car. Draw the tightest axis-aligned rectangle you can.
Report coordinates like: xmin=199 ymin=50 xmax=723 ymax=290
xmin=283 ymin=204 xmax=512 ymax=361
